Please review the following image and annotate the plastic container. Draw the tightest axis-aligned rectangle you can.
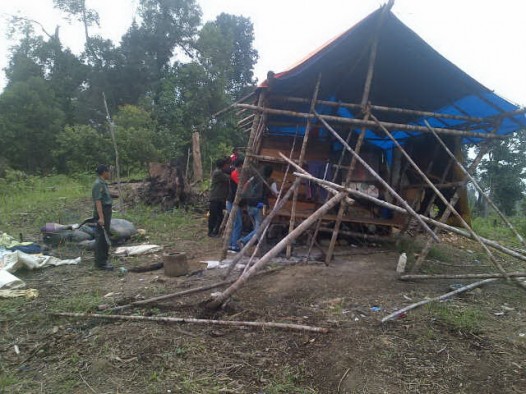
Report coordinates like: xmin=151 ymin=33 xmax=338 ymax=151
xmin=164 ymin=252 xmax=188 ymax=277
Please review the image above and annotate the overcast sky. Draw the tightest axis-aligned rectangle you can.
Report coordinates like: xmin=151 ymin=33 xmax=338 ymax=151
xmin=0 ymin=0 xmax=524 ymax=105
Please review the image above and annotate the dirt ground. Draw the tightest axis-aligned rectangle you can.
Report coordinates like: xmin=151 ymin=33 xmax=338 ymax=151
xmin=1 ymin=213 xmax=526 ymax=393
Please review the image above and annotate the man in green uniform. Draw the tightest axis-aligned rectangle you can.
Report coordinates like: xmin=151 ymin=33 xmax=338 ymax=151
xmin=92 ymin=164 xmax=114 ymax=270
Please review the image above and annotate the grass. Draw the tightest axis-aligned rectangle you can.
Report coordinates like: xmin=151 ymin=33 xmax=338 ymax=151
xmin=426 ymin=302 xmax=485 ymax=335
xmin=0 ymin=174 xmax=92 ymax=235
xmin=48 ymin=291 xmax=104 ymax=313
xmin=263 ymin=366 xmax=318 ymax=394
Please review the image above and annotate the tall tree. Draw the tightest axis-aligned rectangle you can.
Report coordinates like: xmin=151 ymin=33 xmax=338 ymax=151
xmin=0 ymin=77 xmax=65 ymax=173
xmin=476 ymin=132 xmax=526 ymax=216
xmin=53 ymin=0 xmax=100 ymax=46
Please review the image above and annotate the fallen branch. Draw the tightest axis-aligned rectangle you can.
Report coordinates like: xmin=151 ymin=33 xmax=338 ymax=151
xmin=400 ymin=272 xmax=526 ymax=281
xmin=381 ymin=278 xmax=498 ymax=323
xmin=51 ymin=312 xmax=329 ymax=333
xmin=109 ymin=267 xmax=282 ymax=312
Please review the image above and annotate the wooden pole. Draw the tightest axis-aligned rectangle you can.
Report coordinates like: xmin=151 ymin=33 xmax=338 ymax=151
xmin=234 ymin=104 xmax=506 ymax=140
xmin=314 ymin=113 xmax=439 ymax=242
xmin=51 ymin=312 xmax=329 ymax=333
xmin=192 ymin=131 xmax=203 ymax=182
xmin=269 ymin=95 xmax=487 ymax=124
xmin=283 ymin=164 xmax=526 ymax=264
xmin=381 ymin=279 xmax=498 ymax=323
xmin=371 ymin=114 xmax=514 ymax=282
xmin=425 ymin=120 xmax=526 ymax=248
xmin=400 ymin=272 xmax=526 ymax=280
xmin=322 ymin=0 xmax=393 ymax=263
xmin=102 ymin=92 xmax=124 ymax=212
xmin=207 ymin=192 xmax=347 ymax=309
xmin=287 ymin=74 xmax=322 ymax=258
xmin=220 ymin=91 xmax=266 ymax=260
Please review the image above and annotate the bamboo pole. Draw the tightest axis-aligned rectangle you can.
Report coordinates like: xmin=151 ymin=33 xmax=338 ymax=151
xmin=102 ymin=92 xmax=124 ymax=212
xmin=51 ymin=312 xmax=329 ymax=333
xmin=400 ymin=272 xmax=526 ymax=280
xmin=223 ymin=179 xmax=301 ymax=278
xmin=322 ymin=0 xmax=391 ymax=263
xmin=221 ymin=91 xmax=266 ymax=260
xmin=287 ymin=74 xmax=322 ymax=258
xmin=207 ymin=192 xmax=347 ymax=309
xmin=314 ymin=113 xmax=439 ymax=242
xmin=269 ymin=95 xmax=487 ymax=124
xmin=371 ymin=114 xmax=513 ymax=282
xmin=283 ymin=164 xmax=526 ymax=264
xmin=326 ymin=114 xmax=370 ymax=264
xmin=381 ymin=279 xmax=498 ymax=323
xmin=425 ymin=120 xmax=526 ymax=248
xmin=235 ymin=104 xmax=506 ymax=140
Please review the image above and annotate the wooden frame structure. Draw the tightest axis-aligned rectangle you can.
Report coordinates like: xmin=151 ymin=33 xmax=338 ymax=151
xmin=209 ymin=2 xmax=526 ymax=308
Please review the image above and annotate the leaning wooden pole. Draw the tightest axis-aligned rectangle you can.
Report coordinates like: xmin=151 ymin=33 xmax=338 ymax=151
xmin=287 ymin=74 xmax=322 ymax=258
xmin=314 ymin=112 xmax=439 ymax=241
xmin=224 ymin=179 xmax=301 ymax=277
xmin=425 ymin=120 xmax=526 ymax=248
xmin=207 ymin=192 xmax=347 ymax=309
xmin=102 ymin=92 xmax=124 ymax=212
xmin=221 ymin=91 xmax=266 ymax=260
xmin=280 ymin=157 xmax=526 ymax=264
xmin=412 ymin=140 xmax=494 ymax=272
xmin=51 ymin=312 xmax=329 ymax=333
xmin=371 ymin=114 xmax=512 ymax=282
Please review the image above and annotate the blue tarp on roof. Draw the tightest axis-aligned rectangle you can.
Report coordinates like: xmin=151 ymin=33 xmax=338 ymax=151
xmin=262 ymin=7 xmax=526 ymax=151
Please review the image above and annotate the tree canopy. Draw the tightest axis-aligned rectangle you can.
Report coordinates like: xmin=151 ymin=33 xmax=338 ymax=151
xmin=0 ymin=0 xmax=258 ymax=176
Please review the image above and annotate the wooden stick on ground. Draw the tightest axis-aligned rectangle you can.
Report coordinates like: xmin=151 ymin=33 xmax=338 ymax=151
xmin=381 ymin=278 xmax=498 ymax=323
xmin=51 ymin=312 xmax=329 ymax=333
xmin=400 ymin=272 xmax=526 ymax=280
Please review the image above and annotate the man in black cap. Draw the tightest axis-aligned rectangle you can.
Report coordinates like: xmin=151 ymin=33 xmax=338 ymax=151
xmin=92 ymin=164 xmax=114 ymax=270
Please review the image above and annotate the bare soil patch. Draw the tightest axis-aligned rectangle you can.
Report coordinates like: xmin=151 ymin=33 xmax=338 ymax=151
xmin=1 ymin=216 xmax=525 ymax=393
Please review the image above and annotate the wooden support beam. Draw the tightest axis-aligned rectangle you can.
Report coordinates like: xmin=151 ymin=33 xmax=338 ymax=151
xmin=221 ymin=91 xmax=266 ymax=260
xmin=234 ymin=104 xmax=506 ymax=140
xmin=269 ymin=95 xmax=487 ymax=124
xmin=287 ymin=74 xmax=322 ymax=258
xmin=313 ymin=113 xmax=440 ymax=242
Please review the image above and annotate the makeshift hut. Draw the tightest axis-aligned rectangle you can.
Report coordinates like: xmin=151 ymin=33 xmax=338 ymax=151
xmin=215 ymin=1 xmax=526 ymax=299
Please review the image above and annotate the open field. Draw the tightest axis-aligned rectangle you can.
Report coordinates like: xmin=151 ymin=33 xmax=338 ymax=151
xmin=1 ymin=177 xmax=525 ymax=393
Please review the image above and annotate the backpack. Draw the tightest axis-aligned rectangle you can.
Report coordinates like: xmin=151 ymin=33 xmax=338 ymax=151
xmin=241 ymin=171 xmax=263 ymax=206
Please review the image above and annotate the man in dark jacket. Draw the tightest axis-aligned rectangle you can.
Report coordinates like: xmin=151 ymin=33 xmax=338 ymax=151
xmin=92 ymin=164 xmax=114 ymax=270
xmin=208 ymin=158 xmax=230 ymax=237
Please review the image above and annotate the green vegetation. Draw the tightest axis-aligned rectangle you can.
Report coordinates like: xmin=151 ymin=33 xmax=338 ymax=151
xmin=426 ymin=302 xmax=485 ymax=335
xmin=48 ymin=291 xmax=104 ymax=313
xmin=0 ymin=0 xmax=257 ymax=176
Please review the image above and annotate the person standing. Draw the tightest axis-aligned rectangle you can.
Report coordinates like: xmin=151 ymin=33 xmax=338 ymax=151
xmin=92 ymin=164 xmax=114 ymax=271
xmin=208 ymin=158 xmax=230 ymax=237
